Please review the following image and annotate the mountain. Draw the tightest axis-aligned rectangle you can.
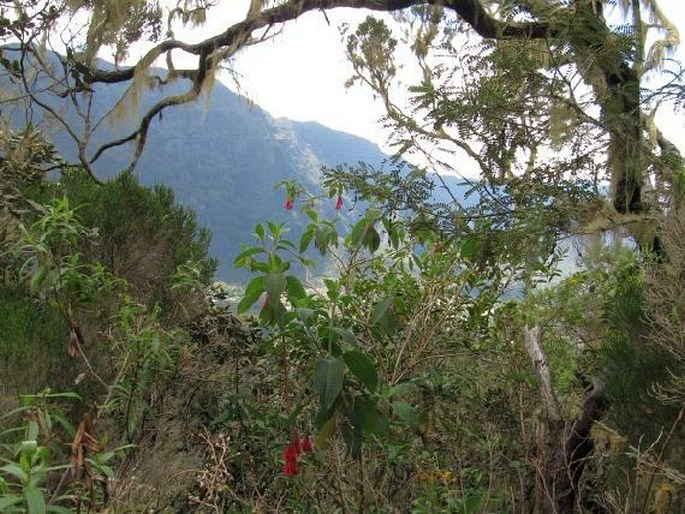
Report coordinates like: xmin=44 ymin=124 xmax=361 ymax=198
xmin=3 ymin=52 xmax=393 ymax=282
xmin=127 ymin=90 xmax=391 ymax=281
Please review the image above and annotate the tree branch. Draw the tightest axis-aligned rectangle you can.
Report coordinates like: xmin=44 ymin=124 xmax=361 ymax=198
xmin=523 ymin=325 xmax=563 ymax=422
xmin=78 ymin=0 xmax=553 ymax=86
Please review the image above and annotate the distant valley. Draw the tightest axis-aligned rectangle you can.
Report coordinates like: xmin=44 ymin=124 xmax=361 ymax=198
xmin=5 ymin=52 xmax=471 ymax=282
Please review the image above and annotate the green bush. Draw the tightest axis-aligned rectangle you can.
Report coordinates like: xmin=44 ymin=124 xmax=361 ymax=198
xmin=0 ymin=285 xmax=73 ymax=411
xmin=23 ymin=168 xmax=217 ymax=321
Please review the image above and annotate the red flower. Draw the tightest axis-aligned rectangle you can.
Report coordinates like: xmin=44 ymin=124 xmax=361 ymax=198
xmin=282 ymin=436 xmax=313 ymax=476
xmin=284 ymin=441 xmax=299 ymax=460
xmin=283 ymin=441 xmax=300 ymax=476
xmin=284 ymin=197 xmax=295 ymax=210
xmin=335 ymin=196 xmax=343 ymax=211
xmin=283 ymin=457 xmax=299 ymax=476
xmin=299 ymin=436 xmax=313 ymax=454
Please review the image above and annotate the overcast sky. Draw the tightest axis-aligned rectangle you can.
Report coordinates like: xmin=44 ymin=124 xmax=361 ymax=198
xmin=225 ymin=1 xmax=684 ymax=153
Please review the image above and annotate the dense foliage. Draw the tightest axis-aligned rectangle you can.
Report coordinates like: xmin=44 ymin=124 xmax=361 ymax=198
xmin=1 ymin=0 xmax=684 ymax=512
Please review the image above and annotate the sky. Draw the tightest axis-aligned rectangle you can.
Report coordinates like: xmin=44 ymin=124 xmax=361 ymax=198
xmin=230 ymin=7 xmax=391 ymax=147
xmin=136 ymin=0 xmax=685 ymax=160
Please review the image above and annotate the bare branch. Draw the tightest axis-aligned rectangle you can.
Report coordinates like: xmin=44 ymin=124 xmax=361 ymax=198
xmin=523 ymin=325 xmax=563 ymax=422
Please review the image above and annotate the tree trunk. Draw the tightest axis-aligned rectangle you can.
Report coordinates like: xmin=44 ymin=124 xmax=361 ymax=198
xmin=523 ymin=326 xmax=605 ymax=512
xmin=554 ymin=378 xmax=605 ymax=513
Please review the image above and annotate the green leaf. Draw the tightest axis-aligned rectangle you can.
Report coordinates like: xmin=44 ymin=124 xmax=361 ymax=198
xmin=27 ymin=420 xmax=39 ymax=441
xmin=29 ymin=265 xmax=48 ymax=294
xmin=261 ymin=298 xmax=286 ymax=327
xmin=464 ymin=493 xmax=484 ymax=513
xmin=315 ymin=413 xmax=336 ymax=449
xmin=296 ymin=307 xmax=317 ymax=321
xmin=265 ymin=272 xmax=286 ymax=303
xmin=266 ymin=221 xmax=282 ymax=238
xmin=0 ymin=496 xmax=23 ymax=511
xmin=252 ymin=262 xmax=270 ymax=273
xmin=0 ymin=463 xmax=27 ymax=482
xmin=286 ymin=275 xmax=307 ymax=301
xmin=371 ymin=294 xmax=396 ymax=334
xmin=391 ymin=401 xmax=420 ymax=430
xmin=237 ymin=276 xmax=265 ymax=313
xmin=343 ymin=351 xmax=378 ymax=393
xmin=24 ymin=485 xmax=46 ymax=514
xmin=460 ymin=237 xmax=481 ymax=261
xmin=299 ymin=227 xmax=314 ymax=253
xmin=388 ymin=381 xmax=416 ymax=398
xmin=347 ymin=218 xmax=367 ymax=246
xmin=363 ymin=225 xmax=381 ymax=253
xmin=316 ymin=327 xmax=343 ymax=356
xmin=233 ymin=246 xmax=265 ymax=265
xmin=276 ymin=239 xmax=296 ymax=251
xmin=304 ymin=208 xmax=319 ymax=222
xmin=313 ymin=358 xmax=345 ymax=410
xmin=371 ymin=295 xmax=393 ymax=324
xmin=330 ymin=327 xmax=357 ymax=346
xmin=254 ymin=223 xmax=265 ymax=239
xmin=353 ymin=395 xmax=388 ymax=437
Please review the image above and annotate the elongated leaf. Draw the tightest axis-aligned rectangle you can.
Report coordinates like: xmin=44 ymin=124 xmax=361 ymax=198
xmin=296 ymin=307 xmax=316 ymax=321
xmin=315 ymin=413 xmax=337 ymax=449
xmin=237 ymin=276 xmax=265 ymax=313
xmin=330 ymin=327 xmax=357 ymax=346
xmin=392 ymin=401 xmax=420 ymax=430
xmin=299 ymin=226 xmax=314 ymax=253
xmin=233 ymin=246 xmax=265 ymax=265
xmin=371 ymin=294 xmax=396 ymax=334
xmin=460 ymin=237 xmax=481 ymax=260
xmin=261 ymin=298 xmax=286 ymax=327
xmin=286 ymin=275 xmax=307 ymax=301
xmin=24 ymin=485 xmax=46 ymax=514
xmin=343 ymin=351 xmax=378 ymax=393
xmin=266 ymin=221 xmax=282 ymax=238
xmin=27 ymin=420 xmax=39 ymax=441
xmin=29 ymin=265 xmax=47 ymax=294
xmin=265 ymin=272 xmax=286 ymax=303
xmin=353 ymin=395 xmax=388 ymax=437
xmin=371 ymin=295 xmax=393 ymax=324
xmin=0 ymin=463 xmax=27 ymax=482
xmin=276 ymin=239 xmax=296 ymax=251
xmin=304 ymin=208 xmax=319 ymax=222
xmin=313 ymin=358 xmax=345 ymax=410
xmin=347 ymin=218 xmax=367 ymax=246
xmin=363 ymin=225 xmax=381 ymax=253
xmin=0 ymin=496 xmax=23 ymax=511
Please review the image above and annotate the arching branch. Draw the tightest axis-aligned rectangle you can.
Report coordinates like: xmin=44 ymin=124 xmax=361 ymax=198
xmin=79 ymin=0 xmax=554 ymax=87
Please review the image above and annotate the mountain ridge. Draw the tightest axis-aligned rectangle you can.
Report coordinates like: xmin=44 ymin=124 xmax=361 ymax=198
xmin=4 ymin=50 xmax=470 ymax=282
xmin=16 ymin=60 xmax=391 ymax=281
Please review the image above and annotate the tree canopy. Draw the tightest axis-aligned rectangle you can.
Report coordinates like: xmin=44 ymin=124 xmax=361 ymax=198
xmin=2 ymin=0 xmax=682 ymax=223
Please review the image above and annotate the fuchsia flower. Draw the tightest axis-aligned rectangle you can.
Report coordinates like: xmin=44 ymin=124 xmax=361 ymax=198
xmin=335 ymin=196 xmax=344 ymax=211
xmin=284 ymin=197 xmax=295 ymax=210
xmin=299 ymin=436 xmax=313 ymax=454
xmin=282 ymin=435 xmax=313 ymax=476
xmin=283 ymin=442 xmax=300 ymax=476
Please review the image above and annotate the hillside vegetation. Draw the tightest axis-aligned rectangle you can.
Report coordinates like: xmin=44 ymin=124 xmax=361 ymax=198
xmin=2 ymin=0 xmax=685 ymax=512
